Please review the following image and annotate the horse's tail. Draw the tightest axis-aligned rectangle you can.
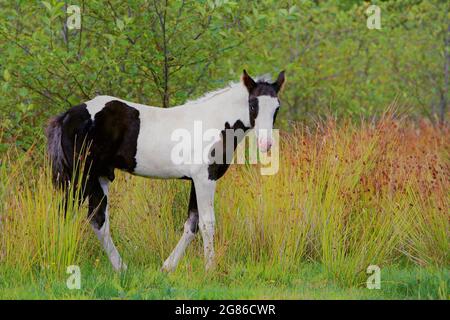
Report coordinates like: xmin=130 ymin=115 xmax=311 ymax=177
xmin=45 ymin=113 xmax=71 ymax=188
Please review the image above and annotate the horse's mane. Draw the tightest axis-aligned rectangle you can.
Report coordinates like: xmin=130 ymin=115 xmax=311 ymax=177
xmin=185 ymin=74 xmax=272 ymax=106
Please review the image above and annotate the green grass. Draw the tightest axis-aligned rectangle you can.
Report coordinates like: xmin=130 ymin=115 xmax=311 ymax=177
xmin=0 ymin=261 xmax=447 ymax=299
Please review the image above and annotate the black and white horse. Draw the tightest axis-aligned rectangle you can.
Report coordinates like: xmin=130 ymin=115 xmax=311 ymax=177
xmin=46 ymin=70 xmax=285 ymax=271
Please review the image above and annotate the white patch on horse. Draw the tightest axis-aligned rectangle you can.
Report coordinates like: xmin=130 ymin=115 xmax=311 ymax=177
xmin=85 ymin=95 xmax=112 ymax=120
xmin=255 ymin=96 xmax=279 ymax=151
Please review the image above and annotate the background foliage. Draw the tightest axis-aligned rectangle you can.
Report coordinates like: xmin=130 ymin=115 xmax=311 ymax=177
xmin=0 ymin=0 xmax=449 ymax=150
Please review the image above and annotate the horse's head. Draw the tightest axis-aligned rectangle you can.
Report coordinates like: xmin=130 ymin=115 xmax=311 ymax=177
xmin=242 ymin=69 xmax=285 ymax=152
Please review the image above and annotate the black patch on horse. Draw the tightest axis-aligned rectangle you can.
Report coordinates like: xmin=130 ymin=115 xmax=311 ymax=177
xmin=90 ymin=100 xmax=140 ymax=177
xmin=87 ymin=100 xmax=140 ymax=227
xmin=249 ymin=97 xmax=259 ymax=127
xmin=251 ymin=81 xmax=278 ymax=98
xmin=273 ymin=107 xmax=279 ymax=126
xmin=187 ymin=181 xmax=199 ymax=233
xmin=207 ymin=120 xmax=250 ymax=181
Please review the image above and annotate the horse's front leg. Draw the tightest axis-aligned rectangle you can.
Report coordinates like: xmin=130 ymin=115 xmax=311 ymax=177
xmin=193 ymin=177 xmax=217 ymax=271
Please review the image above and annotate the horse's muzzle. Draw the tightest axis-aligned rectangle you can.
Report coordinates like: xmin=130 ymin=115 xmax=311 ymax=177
xmin=258 ymin=138 xmax=273 ymax=153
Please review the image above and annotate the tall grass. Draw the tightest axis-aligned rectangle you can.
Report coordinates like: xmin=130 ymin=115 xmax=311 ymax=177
xmin=0 ymin=149 xmax=89 ymax=277
xmin=0 ymin=116 xmax=448 ymax=287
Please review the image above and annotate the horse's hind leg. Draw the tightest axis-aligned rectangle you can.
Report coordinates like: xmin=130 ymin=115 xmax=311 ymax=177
xmin=162 ymin=181 xmax=199 ymax=272
xmin=89 ymin=176 xmax=126 ymax=271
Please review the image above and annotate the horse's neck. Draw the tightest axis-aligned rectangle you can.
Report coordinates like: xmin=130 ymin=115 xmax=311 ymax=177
xmin=178 ymin=84 xmax=250 ymax=129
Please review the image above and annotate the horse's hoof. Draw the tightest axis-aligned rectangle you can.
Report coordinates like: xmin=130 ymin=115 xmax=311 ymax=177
xmin=205 ymin=261 xmax=215 ymax=272
xmin=113 ymin=262 xmax=128 ymax=272
xmin=161 ymin=262 xmax=176 ymax=273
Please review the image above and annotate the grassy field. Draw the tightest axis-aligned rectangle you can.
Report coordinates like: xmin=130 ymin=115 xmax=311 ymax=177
xmin=0 ymin=262 xmax=447 ymax=299
xmin=0 ymin=116 xmax=448 ymax=299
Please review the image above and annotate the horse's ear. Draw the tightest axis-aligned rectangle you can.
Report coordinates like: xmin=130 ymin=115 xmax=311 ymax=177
xmin=272 ymin=70 xmax=286 ymax=93
xmin=242 ymin=69 xmax=256 ymax=93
